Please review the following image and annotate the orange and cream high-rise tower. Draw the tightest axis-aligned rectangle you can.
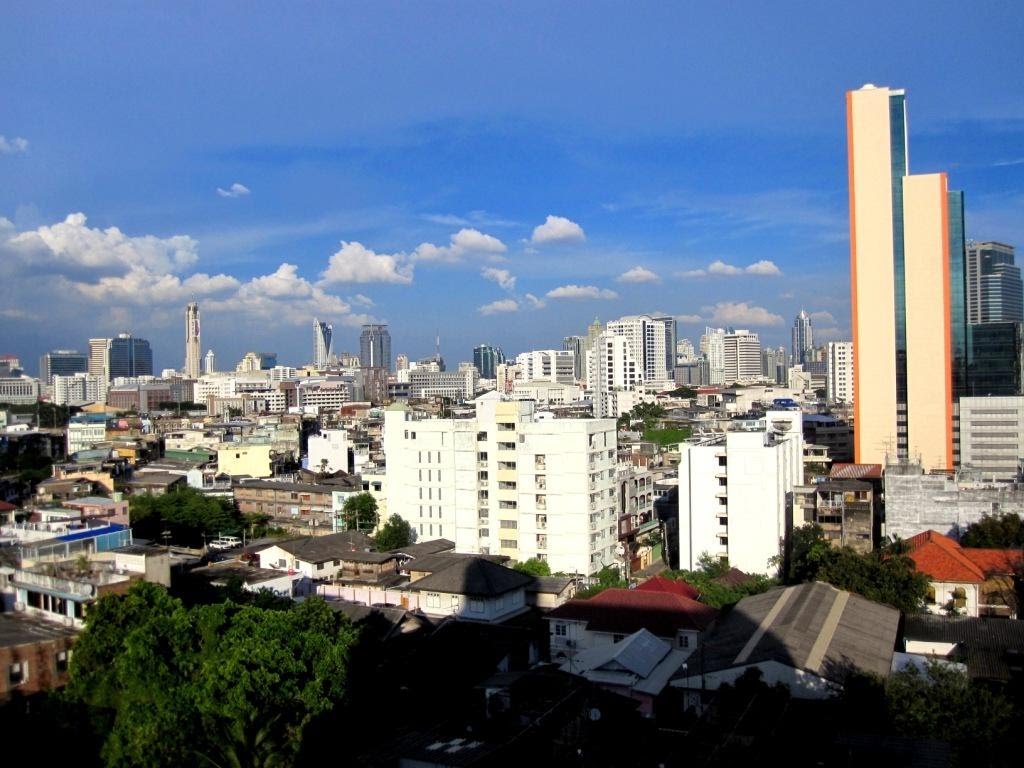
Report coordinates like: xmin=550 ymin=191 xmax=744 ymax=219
xmin=847 ymin=84 xmax=966 ymax=472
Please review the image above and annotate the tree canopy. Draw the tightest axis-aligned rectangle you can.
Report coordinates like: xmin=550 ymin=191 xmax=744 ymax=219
xmin=665 ymin=553 xmax=775 ymax=608
xmin=129 ymin=487 xmax=240 ymax=548
xmin=959 ymin=513 xmax=1024 ymax=548
xmin=64 ymin=582 xmax=358 ymax=768
xmin=513 ymin=557 xmax=551 ymax=577
xmin=373 ymin=513 xmax=414 ymax=550
xmin=341 ymin=492 xmax=379 ymax=533
xmin=785 ymin=524 xmax=930 ymax=613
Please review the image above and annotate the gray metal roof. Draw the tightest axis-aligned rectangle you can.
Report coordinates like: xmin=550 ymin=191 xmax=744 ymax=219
xmin=903 ymin=614 xmax=1024 ymax=682
xmin=406 ymin=557 xmax=533 ymax=597
xmin=275 ymin=531 xmax=384 ymax=564
xmin=692 ymin=582 xmax=899 ymax=682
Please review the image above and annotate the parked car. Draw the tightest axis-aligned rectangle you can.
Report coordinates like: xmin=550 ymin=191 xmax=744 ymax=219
xmin=208 ymin=536 xmax=242 ymax=550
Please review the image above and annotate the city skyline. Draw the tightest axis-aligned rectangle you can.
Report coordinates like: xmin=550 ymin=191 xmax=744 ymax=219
xmin=1 ymin=6 xmax=1022 ymax=370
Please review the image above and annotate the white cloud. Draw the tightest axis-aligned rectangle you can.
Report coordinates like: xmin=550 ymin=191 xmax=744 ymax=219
xmin=676 ymin=268 xmax=707 ymax=278
xmin=69 ymin=267 xmax=239 ymax=305
xmin=209 ymin=263 xmax=355 ymax=324
xmin=413 ymin=228 xmax=507 ymax=263
xmin=524 ymin=293 xmax=546 ymax=309
xmin=546 ymin=284 xmax=618 ymax=300
xmin=479 ymin=298 xmax=519 ymax=315
xmin=617 ymin=266 xmax=661 ymax=284
xmin=0 ymin=136 xmax=29 ymax=154
xmin=707 ymin=260 xmax=743 ymax=276
xmin=744 ymin=259 xmax=782 ymax=276
xmin=320 ymin=241 xmax=414 ymax=285
xmin=702 ymin=301 xmax=784 ymax=326
xmin=350 ymin=293 xmax=375 ymax=307
xmin=809 ymin=310 xmax=837 ymax=325
xmin=216 ymin=182 xmax=251 ymax=198
xmin=8 ymin=212 xmax=198 ymax=274
xmin=675 ymin=314 xmax=703 ymax=323
xmin=481 ymin=267 xmax=516 ymax=291
xmin=422 ymin=211 xmax=518 ymax=228
xmin=531 ymin=215 xmax=585 ymax=244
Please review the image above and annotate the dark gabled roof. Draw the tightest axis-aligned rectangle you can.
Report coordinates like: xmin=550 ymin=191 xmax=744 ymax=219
xmin=388 ymin=538 xmax=456 ymax=558
xmin=711 ymin=567 xmax=755 ymax=588
xmin=527 ymin=576 xmax=575 ymax=595
xmin=404 ymin=551 xmax=508 ymax=574
xmin=406 ymin=557 xmax=533 ymax=597
xmin=902 ymin=614 xmax=1024 ymax=682
xmin=274 ymin=530 xmax=381 ymax=563
xmin=689 ymin=582 xmax=899 ymax=682
xmin=546 ymin=588 xmax=718 ymax=636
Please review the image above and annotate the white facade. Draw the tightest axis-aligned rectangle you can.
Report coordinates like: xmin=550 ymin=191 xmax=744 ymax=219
xmin=723 ymin=330 xmax=762 ymax=384
xmin=826 ymin=342 xmax=854 ymax=404
xmin=511 ymin=380 xmax=581 ymax=405
xmin=515 ymin=350 xmax=575 ymax=384
xmin=700 ymin=327 xmax=726 ymax=386
xmin=307 ymin=429 xmax=351 ymax=474
xmin=588 ymin=332 xmax=643 ymax=418
xmin=383 ymin=394 xmax=619 ymax=575
xmin=606 ymin=315 xmax=675 ymax=386
xmin=676 ymin=412 xmax=803 ymax=575
xmin=957 ymin=396 xmax=1024 ymax=480
xmin=52 ymin=373 xmax=107 ymax=406
xmin=0 ymin=376 xmax=40 ymax=405
xmin=67 ymin=420 xmax=107 ymax=454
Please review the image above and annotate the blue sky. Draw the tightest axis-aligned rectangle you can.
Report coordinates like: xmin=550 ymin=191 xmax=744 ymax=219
xmin=2 ymin=3 xmax=1022 ymax=373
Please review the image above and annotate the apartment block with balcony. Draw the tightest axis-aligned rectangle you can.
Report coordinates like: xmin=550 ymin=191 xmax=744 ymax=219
xmin=383 ymin=392 xmax=619 ymax=575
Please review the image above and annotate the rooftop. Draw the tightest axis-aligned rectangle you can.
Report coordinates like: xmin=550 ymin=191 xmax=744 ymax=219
xmin=406 ymin=557 xmax=534 ymax=597
xmin=903 ymin=614 xmax=1024 ymax=682
xmin=905 ymin=530 xmax=1022 ymax=583
xmin=0 ymin=612 xmax=79 ymax=649
xmin=547 ymin=588 xmax=718 ymax=636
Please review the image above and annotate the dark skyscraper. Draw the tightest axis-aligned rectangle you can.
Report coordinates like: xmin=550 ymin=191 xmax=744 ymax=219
xmin=472 ymin=344 xmax=505 ymax=379
xmin=107 ymin=333 xmax=153 ymax=379
xmin=791 ymin=310 xmax=813 ymax=365
xmin=359 ymin=324 xmax=392 ymax=371
xmin=966 ymin=241 xmax=1023 ymax=324
xmin=39 ymin=349 xmax=87 ymax=385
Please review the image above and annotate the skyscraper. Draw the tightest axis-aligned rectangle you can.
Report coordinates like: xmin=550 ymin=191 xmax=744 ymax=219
xmin=699 ymin=327 xmax=726 ymax=385
xmin=966 ymin=241 xmax=1022 ymax=324
xmin=562 ymin=335 xmax=585 ymax=381
xmin=847 ymin=84 xmax=966 ymax=471
xmin=359 ymin=324 xmax=391 ymax=371
xmin=723 ymin=329 xmax=761 ymax=383
xmin=185 ymin=301 xmax=201 ymax=378
xmin=88 ymin=338 xmax=111 ymax=380
xmin=606 ymin=314 xmax=675 ymax=384
xmin=472 ymin=344 xmax=505 ymax=379
xmin=107 ymin=333 xmax=154 ymax=380
xmin=313 ymin=318 xmax=333 ymax=368
xmin=791 ymin=310 xmax=813 ymax=365
xmin=39 ymin=349 xmax=87 ymax=385
xmin=204 ymin=349 xmax=216 ymax=375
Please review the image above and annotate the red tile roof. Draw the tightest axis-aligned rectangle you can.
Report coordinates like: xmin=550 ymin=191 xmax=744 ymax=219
xmin=546 ymin=587 xmax=718 ymax=636
xmin=906 ymin=530 xmax=1021 ymax=582
xmin=830 ymin=463 xmax=883 ymax=480
xmin=0 ymin=501 xmax=17 ymax=511
xmin=635 ymin=574 xmax=699 ymax=600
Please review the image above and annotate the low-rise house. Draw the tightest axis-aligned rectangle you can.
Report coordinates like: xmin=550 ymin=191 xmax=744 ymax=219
xmin=256 ymin=530 xmax=396 ymax=584
xmin=235 ymin=474 xmax=362 ymax=535
xmin=905 ymin=530 xmax=1022 ymax=618
xmin=901 ymin=613 xmax=1024 ymax=686
xmin=671 ymin=582 xmax=900 ymax=704
xmin=406 ymin=556 xmax=534 ymax=622
xmin=191 ymin=560 xmax=302 ymax=597
xmin=122 ymin=472 xmax=186 ymax=497
xmin=526 ymin=575 xmax=576 ymax=610
xmin=0 ymin=613 xmax=77 ymax=700
xmin=11 ymin=559 xmax=137 ymax=627
xmin=546 ymin=587 xmax=718 ymax=661
xmin=60 ymin=495 xmax=130 ymax=526
xmin=559 ymin=627 xmax=689 ymax=717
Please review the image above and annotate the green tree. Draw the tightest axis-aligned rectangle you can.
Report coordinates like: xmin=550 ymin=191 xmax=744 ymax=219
xmin=374 ymin=514 xmax=414 ymax=550
xmin=960 ymin=513 xmax=1024 ymax=548
xmin=64 ymin=582 xmax=358 ymax=768
xmin=341 ymin=493 xmax=379 ymax=533
xmin=129 ymin=487 xmax=240 ymax=548
xmin=513 ymin=558 xmax=552 ymax=577
xmin=576 ymin=565 xmax=628 ymax=598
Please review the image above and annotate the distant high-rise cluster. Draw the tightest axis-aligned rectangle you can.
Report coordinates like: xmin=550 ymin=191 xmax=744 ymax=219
xmin=313 ymin=319 xmax=333 ymax=368
xmin=89 ymin=333 xmax=153 ymax=381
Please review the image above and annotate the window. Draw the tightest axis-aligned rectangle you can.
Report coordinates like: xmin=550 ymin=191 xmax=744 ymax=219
xmin=316 ymin=562 xmax=324 ymax=571
xmin=333 ymin=560 xmax=340 ymax=566
xmin=479 ymin=528 xmax=489 ymax=537
xmin=450 ymin=595 xmax=459 ymax=608
xmin=500 ymin=520 xmax=518 ymax=529
xmin=679 ymin=634 xmax=690 ymax=649
xmin=477 ymin=431 xmax=487 ymax=441
xmin=55 ymin=650 xmax=69 ymax=673
xmin=470 ymin=599 xmax=484 ymax=613
xmin=9 ymin=661 xmax=26 ymax=686
xmin=426 ymin=593 xmax=441 ymax=608
xmin=554 ymin=622 xmax=567 ymax=636
xmin=500 ymin=539 xmax=518 ymax=549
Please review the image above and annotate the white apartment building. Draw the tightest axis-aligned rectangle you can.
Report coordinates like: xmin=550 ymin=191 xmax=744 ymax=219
xmin=0 ymin=376 xmax=40 ymax=405
xmin=67 ymin=420 xmax=107 ymax=455
xmin=587 ymin=332 xmax=643 ymax=418
xmin=52 ymin=373 xmax=108 ymax=406
xmin=826 ymin=341 xmax=854 ymax=404
xmin=700 ymin=327 xmax=726 ymax=386
xmin=606 ymin=315 xmax=675 ymax=386
xmin=957 ymin=396 xmax=1024 ymax=480
xmin=383 ymin=392 xmax=619 ymax=575
xmin=408 ymin=365 xmax=479 ymax=401
xmin=514 ymin=350 xmax=575 ymax=384
xmin=723 ymin=330 xmax=762 ymax=384
xmin=511 ymin=380 xmax=581 ymax=405
xmin=296 ymin=378 xmax=354 ymax=410
xmin=676 ymin=411 xmax=803 ymax=575
xmin=307 ymin=428 xmax=352 ymax=474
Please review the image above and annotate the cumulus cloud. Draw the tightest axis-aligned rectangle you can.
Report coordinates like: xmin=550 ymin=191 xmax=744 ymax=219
xmin=809 ymin=310 xmax=837 ymax=325
xmin=545 ymin=284 xmax=618 ymax=300
xmin=69 ymin=268 xmax=239 ymax=305
xmin=745 ymin=260 xmax=782 ymax=276
xmin=531 ymin=215 xmax=585 ymax=244
xmin=481 ymin=267 xmax=516 ymax=291
xmin=320 ymin=241 xmax=414 ymax=285
xmin=708 ymin=260 xmax=743 ymax=276
xmin=524 ymin=293 xmax=546 ymax=309
xmin=350 ymin=293 xmax=375 ymax=307
xmin=216 ymin=182 xmax=251 ymax=198
xmin=702 ymin=301 xmax=784 ymax=326
xmin=617 ymin=266 xmax=660 ymax=284
xmin=209 ymin=263 xmax=354 ymax=324
xmin=7 ymin=212 xmax=198 ymax=274
xmin=0 ymin=136 xmax=29 ymax=154
xmin=675 ymin=314 xmax=703 ymax=323
xmin=413 ymin=228 xmax=507 ymax=263
xmin=479 ymin=298 xmax=519 ymax=315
